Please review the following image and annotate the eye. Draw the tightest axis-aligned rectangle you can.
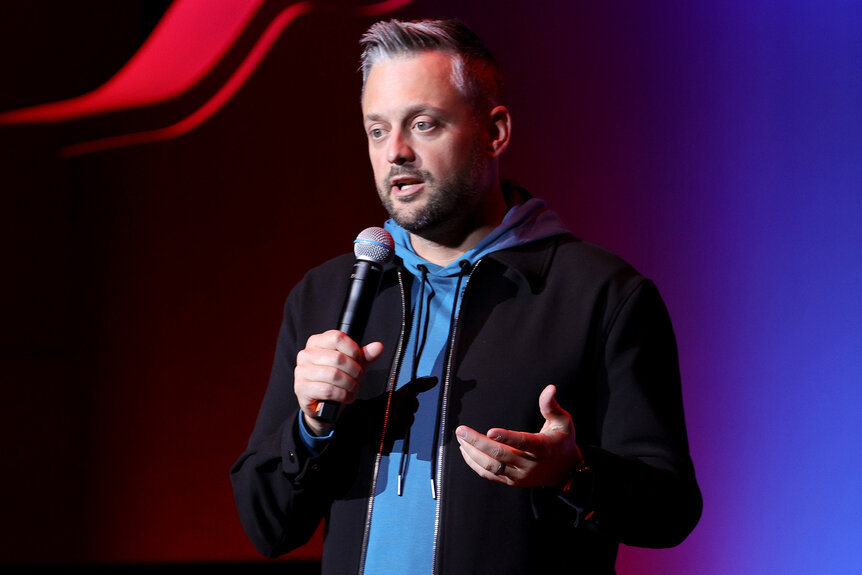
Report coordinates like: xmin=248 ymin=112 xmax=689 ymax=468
xmin=413 ymin=119 xmax=435 ymax=132
xmin=368 ymin=126 xmax=388 ymax=141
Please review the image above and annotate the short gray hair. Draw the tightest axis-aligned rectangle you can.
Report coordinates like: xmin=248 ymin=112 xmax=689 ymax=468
xmin=359 ymin=18 xmax=504 ymax=112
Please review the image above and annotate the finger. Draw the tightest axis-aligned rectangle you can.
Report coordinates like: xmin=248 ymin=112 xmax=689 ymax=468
xmin=486 ymin=427 xmax=538 ymax=454
xmin=538 ymin=384 xmax=571 ymax=430
xmin=456 ymin=426 xmax=511 ymax=462
xmin=457 ymin=442 xmax=518 ymax=485
xmin=538 ymin=384 xmax=561 ymax=418
xmin=294 ymin=346 xmax=364 ymax=409
xmin=458 ymin=443 xmax=491 ymax=476
xmin=296 ymin=348 xmax=364 ymax=382
xmin=362 ymin=341 xmax=385 ymax=364
xmin=296 ymin=378 xmax=356 ymax=405
xmin=456 ymin=426 xmax=530 ymax=475
xmin=307 ymin=330 xmax=365 ymax=361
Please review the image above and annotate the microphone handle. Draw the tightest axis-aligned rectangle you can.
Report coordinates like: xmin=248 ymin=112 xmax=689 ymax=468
xmin=314 ymin=259 xmax=384 ymax=423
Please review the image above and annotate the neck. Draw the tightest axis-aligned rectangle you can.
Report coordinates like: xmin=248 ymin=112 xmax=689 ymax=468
xmin=409 ymin=181 xmax=509 ymax=267
xmin=409 ymin=223 xmax=497 ymax=267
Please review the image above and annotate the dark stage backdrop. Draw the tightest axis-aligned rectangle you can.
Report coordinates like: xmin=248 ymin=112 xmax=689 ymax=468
xmin=2 ymin=1 xmax=860 ymax=572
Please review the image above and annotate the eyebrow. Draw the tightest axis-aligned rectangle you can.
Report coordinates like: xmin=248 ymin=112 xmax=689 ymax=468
xmin=364 ymin=105 xmax=447 ymax=125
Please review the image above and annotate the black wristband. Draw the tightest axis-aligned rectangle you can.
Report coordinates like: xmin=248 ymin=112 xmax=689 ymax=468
xmin=557 ymin=453 xmax=596 ymax=527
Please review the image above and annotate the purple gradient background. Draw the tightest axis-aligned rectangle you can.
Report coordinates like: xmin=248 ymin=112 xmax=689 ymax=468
xmin=1 ymin=1 xmax=859 ymax=572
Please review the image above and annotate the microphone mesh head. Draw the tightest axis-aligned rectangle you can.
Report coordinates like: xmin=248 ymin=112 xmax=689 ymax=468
xmin=354 ymin=227 xmax=395 ymax=264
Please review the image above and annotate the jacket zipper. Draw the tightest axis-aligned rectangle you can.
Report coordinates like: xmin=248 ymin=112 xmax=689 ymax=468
xmin=431 ymin=259 xmax=481 ymax=575
xmin=357 ymin=261 xmax=481 ymax=575
xmin=357 ymin=269 xmax=408 ymax=575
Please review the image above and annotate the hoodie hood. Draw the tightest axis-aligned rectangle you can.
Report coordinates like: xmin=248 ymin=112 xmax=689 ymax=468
xmin=384 ymin=192 xmax=570 ymax=277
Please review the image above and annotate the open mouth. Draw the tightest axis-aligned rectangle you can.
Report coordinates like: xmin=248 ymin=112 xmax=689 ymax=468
xmin=390 ymin=177 xmax=424 ymax=196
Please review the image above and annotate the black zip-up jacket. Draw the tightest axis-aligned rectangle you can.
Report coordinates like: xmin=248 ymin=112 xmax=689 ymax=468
xmin=230 ymin=233 xmax=702 ymax=574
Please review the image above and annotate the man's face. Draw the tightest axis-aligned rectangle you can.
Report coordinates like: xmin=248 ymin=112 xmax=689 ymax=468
xmin=361 ymin=51 xmax=492 ymax=239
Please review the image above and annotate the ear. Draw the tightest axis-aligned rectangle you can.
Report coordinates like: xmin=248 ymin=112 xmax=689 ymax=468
xmin=486 ymin=105 xmax=512 ymax=158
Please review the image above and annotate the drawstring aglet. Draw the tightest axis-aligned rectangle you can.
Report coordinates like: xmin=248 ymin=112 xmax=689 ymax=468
xmin=397 ymin=474 xmax=404 ymax=497
xmin=430 ymin=478 xmax=437 ymax=500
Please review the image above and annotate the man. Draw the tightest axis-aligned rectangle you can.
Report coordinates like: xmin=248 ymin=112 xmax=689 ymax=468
xmin=231 ymin=18 xmax=701 ymax=574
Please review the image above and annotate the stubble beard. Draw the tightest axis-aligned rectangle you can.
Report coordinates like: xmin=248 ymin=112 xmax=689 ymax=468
xmin=377 ymin=149 xmax=489 ymax=244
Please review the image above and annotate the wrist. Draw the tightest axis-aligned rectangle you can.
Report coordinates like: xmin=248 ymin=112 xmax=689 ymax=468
xmin=557 ymin=447 xmax=596 ymax=525
xmin=559 ymin=451 xmax=591 ymax=490
xmin=301 ymin=411 xmax=334 ymax=438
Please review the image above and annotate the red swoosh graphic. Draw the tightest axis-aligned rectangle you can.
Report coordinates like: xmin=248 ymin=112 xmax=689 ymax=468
xmin=0 ymin=0 xmax=413 ymax=157
xmin=61 ymin=1 xmax=315 ymax=157
xmin=0 ymin=0 xmax=269 ymax=124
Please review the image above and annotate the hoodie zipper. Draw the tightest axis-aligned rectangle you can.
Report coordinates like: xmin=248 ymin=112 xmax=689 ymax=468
xmin=357 ymin=269 xmax=408 ymax=575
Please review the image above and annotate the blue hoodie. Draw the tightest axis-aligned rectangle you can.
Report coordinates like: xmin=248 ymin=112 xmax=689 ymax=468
xmin=362 ymin=195 xmax=570 ymax=574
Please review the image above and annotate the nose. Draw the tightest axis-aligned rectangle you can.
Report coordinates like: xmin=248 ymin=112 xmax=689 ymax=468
xmin=386 ymin=130 xmax=415 ymax=165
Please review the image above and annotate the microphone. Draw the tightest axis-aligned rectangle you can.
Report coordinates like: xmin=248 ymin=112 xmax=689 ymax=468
xmin=314 ymin=227 xmax=395 ymax=423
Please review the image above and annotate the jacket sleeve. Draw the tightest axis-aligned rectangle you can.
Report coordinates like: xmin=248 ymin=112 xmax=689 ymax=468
xmin=229 ymin=289 xmax=342 ymax=558
xmin=544 ymin=278 xmax=702 ymax=548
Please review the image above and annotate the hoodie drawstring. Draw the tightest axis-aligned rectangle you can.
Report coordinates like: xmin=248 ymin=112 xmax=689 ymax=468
xmin=398 ymin=264 xmax=428 ymax=497
xmin=396 ymin=260 xmax=472 ymax=499
xmin=430 ymin=260 xmax=471 ymax=499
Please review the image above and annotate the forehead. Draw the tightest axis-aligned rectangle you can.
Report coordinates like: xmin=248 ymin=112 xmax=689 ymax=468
xmin=362 ymin=51 xmax=466 ymax=117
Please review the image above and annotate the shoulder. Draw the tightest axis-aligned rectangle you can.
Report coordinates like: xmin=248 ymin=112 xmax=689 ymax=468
xmin=284 ymin=251 xmax=402 ymax=322
xmin=553 ymin=235 xmax=664 ymax=315
xmin=495 ymin=234 xmax=648 ymax=295
xmin=281 ymin=252 xmax=355 ymax=328
xmin=553 ymin=235 xmax=638 ymax=275
xmin=300 ymin=252 xmax=356 ymax=283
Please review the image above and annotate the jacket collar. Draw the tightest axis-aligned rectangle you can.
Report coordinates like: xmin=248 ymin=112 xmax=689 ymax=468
xmin=385 ymin=233 xmax=572 ymax=294
xmin=484 ymin=233 xmax=572 ymax=293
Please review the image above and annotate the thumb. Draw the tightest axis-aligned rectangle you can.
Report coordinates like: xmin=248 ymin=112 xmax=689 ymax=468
xmin=362 ymin=341 xmax=385 ymax=364
xmin=539 ymin=384 xmax=569 ymax=427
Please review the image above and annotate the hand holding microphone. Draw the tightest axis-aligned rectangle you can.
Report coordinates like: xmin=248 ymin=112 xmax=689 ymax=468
xmin=294 ymin=227 xmax=394 ymax=432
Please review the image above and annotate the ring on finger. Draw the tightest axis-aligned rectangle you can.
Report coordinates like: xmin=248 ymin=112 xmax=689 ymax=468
xmin=494 ymin=461 xmax=506 ymax=476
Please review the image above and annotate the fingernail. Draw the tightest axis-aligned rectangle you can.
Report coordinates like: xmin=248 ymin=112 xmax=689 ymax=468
xmin=455 ymin=427 xmax=466 ymax=440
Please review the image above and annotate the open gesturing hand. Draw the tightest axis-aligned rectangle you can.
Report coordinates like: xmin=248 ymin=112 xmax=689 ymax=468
xmin=455 ymin=384 xmax=583 ymax=487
